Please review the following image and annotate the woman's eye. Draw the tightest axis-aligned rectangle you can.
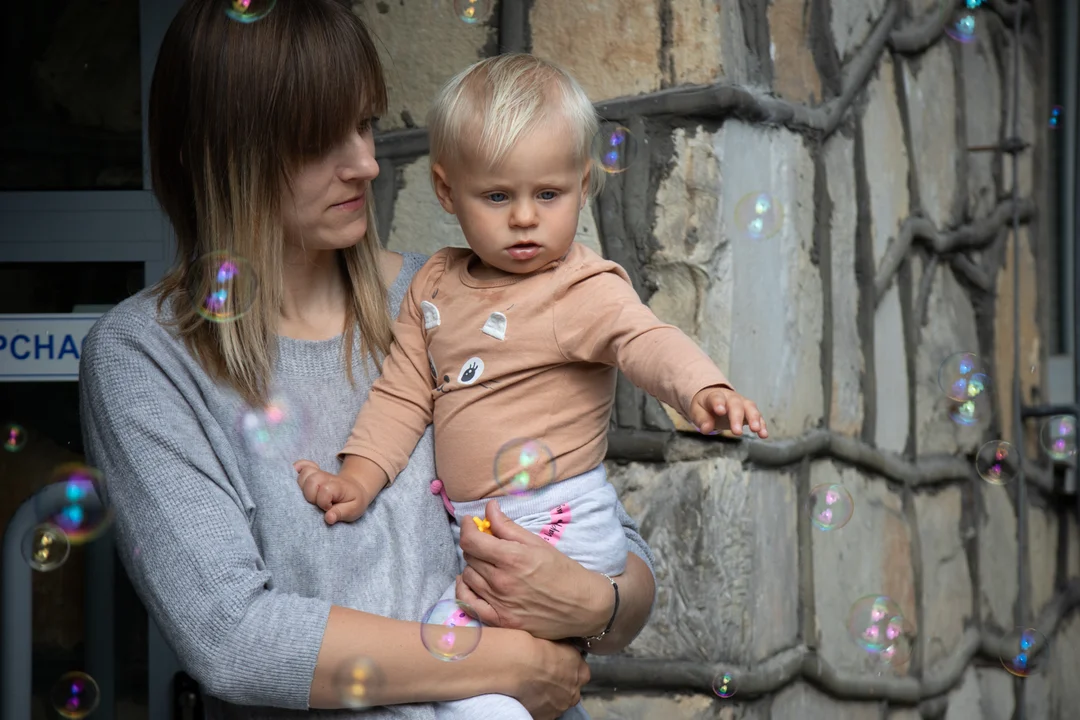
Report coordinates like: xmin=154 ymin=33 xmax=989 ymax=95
xmin=357 ymin=117 xmax=376 ymax=134
xmin=487 ymin=192 xmax=508 ymax=203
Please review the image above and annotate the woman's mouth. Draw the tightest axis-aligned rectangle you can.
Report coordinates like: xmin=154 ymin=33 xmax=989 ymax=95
xmin=507 ymin=242 xmax=541 ymax=260
xmin=333 ymin=193 xmax=366 ymax=211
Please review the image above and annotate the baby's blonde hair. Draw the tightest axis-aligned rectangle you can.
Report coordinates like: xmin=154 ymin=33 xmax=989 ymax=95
xmin=427 ymin=53 xmax=605 ymax=196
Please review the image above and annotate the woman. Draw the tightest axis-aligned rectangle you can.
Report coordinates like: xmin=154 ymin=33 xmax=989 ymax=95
xmin=77 ymin=1 xmax=656 ymax=718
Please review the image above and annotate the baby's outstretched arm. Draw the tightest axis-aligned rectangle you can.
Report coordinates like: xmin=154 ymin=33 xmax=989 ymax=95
xmin=294 ymin=457 xmax=390 ymax=524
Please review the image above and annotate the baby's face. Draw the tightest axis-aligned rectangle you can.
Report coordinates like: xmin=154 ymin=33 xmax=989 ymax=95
xmin=434 ymin=120 xmax=589 ymax=276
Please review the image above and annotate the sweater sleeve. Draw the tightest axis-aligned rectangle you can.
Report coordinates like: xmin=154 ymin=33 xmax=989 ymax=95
xmin=79 ymin=313 xmax=330 ymax=710
xmin=553 ymin=267 xmax=732 ymax=423
xmin=339 ymin=261 xmax=438 ymax=481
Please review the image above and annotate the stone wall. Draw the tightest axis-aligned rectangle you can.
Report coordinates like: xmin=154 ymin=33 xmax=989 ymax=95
xmin=360 ymin=0 xmax=1077 ymax=717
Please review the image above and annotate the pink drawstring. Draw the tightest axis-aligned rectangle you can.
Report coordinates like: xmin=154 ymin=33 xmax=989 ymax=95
xmin=429 ymin=479 xmax=455 ymax=516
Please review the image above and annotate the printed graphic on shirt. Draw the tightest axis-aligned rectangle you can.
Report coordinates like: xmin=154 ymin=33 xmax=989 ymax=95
xmin=420 ymin=300 xmax=441 ymax=330
xmin=457 ymin=357 xmax=485 ymax=385
xmin=427 ymin=351 xmax=438 ymax=380
xmin=481 ymin=311 xmax=507 ymax=341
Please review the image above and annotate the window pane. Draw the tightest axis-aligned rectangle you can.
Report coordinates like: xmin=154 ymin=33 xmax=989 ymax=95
xmin=1 ymin=0 xmax=143 ymax=191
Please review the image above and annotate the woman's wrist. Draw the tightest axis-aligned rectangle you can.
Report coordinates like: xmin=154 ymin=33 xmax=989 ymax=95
xmin=575 ymin=570 xmax=618 ymax=639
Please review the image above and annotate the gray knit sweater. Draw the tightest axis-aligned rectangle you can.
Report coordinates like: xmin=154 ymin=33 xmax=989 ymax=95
xmin=78 ymin=252 xmax=654 ymax=719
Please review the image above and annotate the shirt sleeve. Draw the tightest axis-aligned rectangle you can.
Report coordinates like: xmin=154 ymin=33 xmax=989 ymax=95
xmin=553 ymin=267 xmax=732 ymax=423
xmin=79 ymin=314 xmax=330 ymax=710
xmin=339 ymin=266 xmax=437 ymax=482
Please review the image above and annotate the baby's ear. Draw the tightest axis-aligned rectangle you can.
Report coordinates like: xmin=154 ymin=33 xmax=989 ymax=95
xmin=431 ymin=164 xmax=456 ymax=214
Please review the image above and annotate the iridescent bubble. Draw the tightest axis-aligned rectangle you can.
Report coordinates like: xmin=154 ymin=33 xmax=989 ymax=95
xmin=944 ymin=6 xmax=979 ymax=43
xmin=224 ymin=0 xmax=277 ymax=23
xmin=591 ymin=124 xmax=640 ymax=175
xmin=1040 ymin=415 xmax=1077 ymax=461
xmin=808 ymin=483 xmax=854 ymax=531
xmin=734 ymin=192 xmax=784 ymax=241
xmin=194 ymin=252 xmax=258 ymax=323
xmin=711 ymin=669 xmax=737 ymax=699
xmin=847 ymin=595 xmax=907 ymax=653
xmin=334 ymin=656 xmax=384 ymax=709
xmin=21 ymin=523 xmax=70 ymax=572
xmin=494 ymin=438 xmax=556 ymax=495
xmin=453 ymin=0 xmax=493 ymax=24
xmin=1001 ymin=627 xmax=1047 ymax=678
xmin=938 ymin=352 xmax=986 ymax=401
xmin=975 ymin=440 xmax=1019 ymax=486
xmin=1049 ymin=105 xmax=1064 ymax=130
xmin=49 ymin=671 xmax=100 ymax=720
xmin=420 ymin=599 xmax=482 ymax=662
xmin=33 ymin=465 xmax=112 ymax=545
xmin=2 ymin=422 xmax=27 ymax=452
xmin=947 ymin=383 xmax=991 ymax=426
xmin=238 ymin=390 xmax=309 ymax=459
xmin=873 ymin=632 xmax=914 ymax=669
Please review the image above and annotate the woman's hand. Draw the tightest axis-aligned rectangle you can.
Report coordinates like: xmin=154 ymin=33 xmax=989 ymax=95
xmin=455 ymin=501 xmax=612 ymax=640
xmin=508 ymin=635 xmax=589 ymax=720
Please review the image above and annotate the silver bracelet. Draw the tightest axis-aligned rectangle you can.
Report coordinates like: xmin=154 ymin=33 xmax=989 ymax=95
xmin=581 ymin=573 xmax=620 ymax=651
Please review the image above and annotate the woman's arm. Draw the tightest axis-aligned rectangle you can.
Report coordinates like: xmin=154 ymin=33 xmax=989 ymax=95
xmin=310 ymin=605 xmax=588 ymax=715
xmin=455 ymin=501 xmax=656 ymax=653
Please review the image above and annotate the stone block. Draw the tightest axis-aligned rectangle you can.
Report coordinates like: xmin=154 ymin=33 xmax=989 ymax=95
xmin=886 ymin=710 xmax=920 ymax=720
xmin=669 ymin=0 xmax=724 ymax=85
xmin=901 ymin=44 xmax=959 ymax=229
xmin=767 ymin=0 xmax=823 ymax=104
xmin=975 ymin=668 xmax=1015 ymax=720
xmin=770 ymin=682 xmax=881 ymax=720
xmin=944 ymin=667 xmax=983 ymax=720
xmin=978 ymin=483 xmax=1018 ymax=630
xmin=810 ymin=462 xmax=916 ymax=674
xmin=1049 ymin=612 xmax=1080 ymax=717
xmin=1002 ymin=34 xmax=1037 ymax=201
xmin=530 ymin=0 xmax=662 ymax=101
xmin=605 ymin=458 xmax=799 ymax=663
xmin=716 ymin=123 xmax=822 ymax=437
xmin=353 ymin=0 xmax=490 ymax=130
xmin=823 ymin=132 xmax=864 ymax=436
xmin=583 ymin=692 xmax=747 ymax=719
xmin=385 ymin=156 xmax=603 ymax=258
xmin=959 ymin=29 xmax=1002 ymax=220
xmin=915 ymin=487 xmax=974 ymax=672
xmin=1028 ymin=504 xmax=1057 ymax=616
xmin=830 ymin=0 xmax=887 ymax=62
xmin=914 ymin=260 xmax=986 ymax=456
xmin=1021 ymin=672 xmax=1050 ymax=719
xmin=863 ymin=57 xmax=911 ymax=453
xmin=993 ymin=229 xmax=1041 ymax=448
xmin=653 ymin=127 xmax=723 ymax=268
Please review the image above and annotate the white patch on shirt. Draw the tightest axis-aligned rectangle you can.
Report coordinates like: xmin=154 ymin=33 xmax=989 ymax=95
xmin=420 ymin=301 xmax=441 ymax=330
xmin=481 ymin=311 xmax=507 ymax=341
xmin=457 ymin=357 xmax=485 ymax=385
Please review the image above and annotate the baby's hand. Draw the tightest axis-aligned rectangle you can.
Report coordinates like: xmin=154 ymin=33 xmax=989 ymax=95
xmin=690 ymin=386 xmax=769 ymax=439
xmin=294 ymin=459 xmax=376 ymax=524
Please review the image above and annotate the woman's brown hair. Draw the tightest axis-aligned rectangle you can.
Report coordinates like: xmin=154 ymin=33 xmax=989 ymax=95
xmin=149 ymin=0 xmax=393 ymax=406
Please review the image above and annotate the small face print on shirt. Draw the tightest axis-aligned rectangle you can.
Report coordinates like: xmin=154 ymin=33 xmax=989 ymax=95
xmin=435 ymin=356 xmax=487 ymax=393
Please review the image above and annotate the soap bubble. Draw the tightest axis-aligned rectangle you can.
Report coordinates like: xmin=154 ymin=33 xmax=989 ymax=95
xmin=873 ymin=633 xmax=914 ymax=669
xmin=847 ymin=595 xmax=907 ymax=653
xmin=21 ymin=523 xmax=70 ymax=572
xmin=808 ymin=483 xmax=853 ymax=531
xmin=224 ymin=0 xmax=276 ymax=23
xmin=1050 ymin=105 xmax=1064 ymax=129
xmin=944 ymin=5 xmax=979 ymax=43
xmin=948 ymin=387 xmax=990 ymax=426
xmin=591 ymin=124 xmax=640 ymax=175
xmin=1001 ymin=627 xmax=1047 ymax=678
xmin=711 ymin=669 xmax=737 ymax=699
xmin=938 ymin=352 xmax=986 ymax=401
xmin=734 ymin=192 xmax=784 ymax=240
xmin=194 ymin=252 xmax=258 ymax=323
xmin=453 ymin=0 xmax=493 ymax=24
xmin=975 ymin=440 xmax=1019 ymax=485
xmin=50 ymin=672 xmax=100 ymax=719
xmin=33 ymin=465 xmax=112 ymax=545
xmin=1040 ymin=415 xmax=1077 ymax=461
xmin=238 ymin=390 xmax=309 ymax=459
xmin=2 ymin=422 xmax=27 ymax=452
xmin=494 ymin=438 xmax=556 ymax=495
xmin=334 ymin=656 xmax=384 ymax=709
xmin=421 ymin=599 xmax=482 ymax=661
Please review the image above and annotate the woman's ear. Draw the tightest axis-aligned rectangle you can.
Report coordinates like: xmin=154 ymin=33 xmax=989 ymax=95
xmin=431 ymin=164 xmax=456 ymax=214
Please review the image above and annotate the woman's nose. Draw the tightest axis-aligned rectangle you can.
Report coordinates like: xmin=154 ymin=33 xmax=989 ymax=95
xmin=339 ymin=133 xmax=380 ymax=181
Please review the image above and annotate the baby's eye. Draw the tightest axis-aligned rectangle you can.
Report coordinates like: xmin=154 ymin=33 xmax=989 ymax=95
xmin=486 ymin=192 xmax=509 ymax=203
xmin=538 ymin=190 xmax=558 ymax=200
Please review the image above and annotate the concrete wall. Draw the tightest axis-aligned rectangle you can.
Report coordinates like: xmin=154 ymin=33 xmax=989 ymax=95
xmin=361 ymin=0 xmax=1077 ymax=717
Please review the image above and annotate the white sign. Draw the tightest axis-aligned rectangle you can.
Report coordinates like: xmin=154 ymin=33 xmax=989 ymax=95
xmin=0 ymin=314 xmax=103 ymax=382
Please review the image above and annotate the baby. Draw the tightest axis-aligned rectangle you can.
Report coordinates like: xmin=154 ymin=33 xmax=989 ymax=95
xmin=295 ymin=53 xmax=767 ymax=719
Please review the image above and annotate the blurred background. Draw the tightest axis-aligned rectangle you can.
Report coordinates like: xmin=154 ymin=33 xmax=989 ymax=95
xmin=1 ymin=0 xmax=1078 ymax=718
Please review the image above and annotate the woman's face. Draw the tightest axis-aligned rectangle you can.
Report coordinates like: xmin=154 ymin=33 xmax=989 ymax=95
xmin=281 ymin=121 xmax=379 ymax=250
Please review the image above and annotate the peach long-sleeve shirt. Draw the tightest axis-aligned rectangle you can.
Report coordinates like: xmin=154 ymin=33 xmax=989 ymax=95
xmin=341 ymin=243 xmax=732 ymax=501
